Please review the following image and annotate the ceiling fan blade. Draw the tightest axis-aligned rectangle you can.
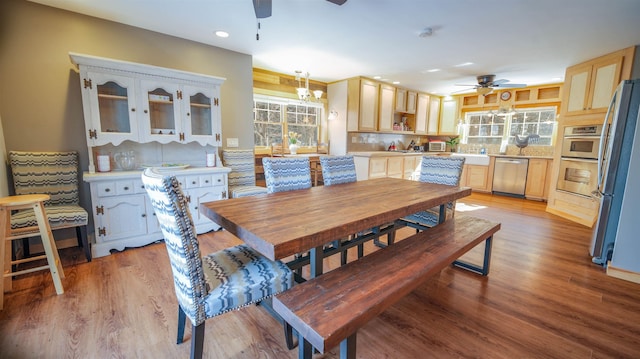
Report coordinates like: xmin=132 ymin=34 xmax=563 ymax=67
xmin=327 ymin=0 xmax=348 ymax=4
xmin=455 ymin=84 xmax=479 ymax=87
xmin=451 ymin=87 xmax=476 ymax=94
xmin=491 ymin=79 xmax=509 ymax=85
xmin=493 ymin=83 xmax=527 ymax=88
xmin=253 ymin=0 xmax=272 ymax=18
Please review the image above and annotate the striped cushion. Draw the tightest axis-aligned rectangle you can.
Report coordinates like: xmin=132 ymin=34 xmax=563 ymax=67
xmin=262 ymin=157 xmax=311 ymax=193
xmin=141 ymin=168 xmax=293 ymax=326
xmin=229 ymin=185 xmax=268 ymax=198
xmin=9 ymin=151 xmax=81 ymax=206
xmin=404 ymin=156 xmax=465 ymax=227
xmin=320 ymin=155 xmax=357 ymax=185
xmin=11 ymin=205 xmax=88 ymax=230
xmin=222 ymin=149 xmax=259 ymax=188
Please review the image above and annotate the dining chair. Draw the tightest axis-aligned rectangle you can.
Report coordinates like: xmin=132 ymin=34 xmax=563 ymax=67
xmin=221 ymin=149 xmax=268 ymax=198
xmin=398 ymin=155 xmax=466 ymax=230
xmin=141 ymin=168 xmax=294 ymax=359
xmin=8 ymin=151 xmax=91 ymax=262
xmin=262 ymin=157 xmax=312 ymax=193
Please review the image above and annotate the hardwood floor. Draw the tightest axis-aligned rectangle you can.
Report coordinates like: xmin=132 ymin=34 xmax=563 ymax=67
xmin=1 ymin=193 xmax=639 ymax=358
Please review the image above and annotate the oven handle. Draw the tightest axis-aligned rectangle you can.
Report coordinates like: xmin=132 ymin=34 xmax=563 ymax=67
xmin=560 ymin=157 xmax=598 ymax=164
xmin=563 ymin=136 xmax=601 ymax=139
xmin=596 ymin=89 xmax=618 ymax=195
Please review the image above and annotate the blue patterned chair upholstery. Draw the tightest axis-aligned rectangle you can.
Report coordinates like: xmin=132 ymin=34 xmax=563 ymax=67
xmin=400 ymin=156 xmax=466 ymax=229
xmin=8 ymin=151 xmax=91 ymax=261
xmin=141 ymin=168 xmax=294 ymax=359
xmin=320 ymin=155 xmax=357 ymax=185
xmin=262 ymin=157 xmax=312 ymax=193
xmin=221 ymin=149 xmax=268 ymax=198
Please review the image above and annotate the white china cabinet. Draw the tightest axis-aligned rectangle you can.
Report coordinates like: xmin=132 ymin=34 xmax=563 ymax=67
xmin=71 ymin=53 xmax=229 ymax=257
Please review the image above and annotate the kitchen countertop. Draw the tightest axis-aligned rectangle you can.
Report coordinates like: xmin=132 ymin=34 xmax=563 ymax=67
xmin=349 ymin=151 xmax=445 ymax=157
xmin=489 ymin=154 xmax=554 ymax=160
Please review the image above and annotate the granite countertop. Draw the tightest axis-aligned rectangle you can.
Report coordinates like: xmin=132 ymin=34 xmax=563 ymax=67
xmin=349 ymin=151 xmax=444 ymax=157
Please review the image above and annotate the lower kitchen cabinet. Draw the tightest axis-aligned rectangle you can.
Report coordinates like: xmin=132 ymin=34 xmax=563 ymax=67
xmin=84 ymin=167 xmax=230 ymax=257
xmin=525 ymin=158 xmax=553 ymax=200
xmin=354 ymin=154 xmax=416 ymax=180
xmin=460 ymin=164 xmax=491 ymax=192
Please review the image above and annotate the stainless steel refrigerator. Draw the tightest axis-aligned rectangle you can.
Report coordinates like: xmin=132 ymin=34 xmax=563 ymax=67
xmin=590 ymin=79 xmax=640 ymax=266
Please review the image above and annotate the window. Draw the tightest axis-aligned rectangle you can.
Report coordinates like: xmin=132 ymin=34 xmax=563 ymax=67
xmin=253 ymin=96 xmax=321 ymax=148
xmin=463 ymin=107 xmax=557 ymax=146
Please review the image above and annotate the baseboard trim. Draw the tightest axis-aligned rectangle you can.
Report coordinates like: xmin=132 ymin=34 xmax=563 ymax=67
xmin=607 ymin=264 xmax=640 ymax=284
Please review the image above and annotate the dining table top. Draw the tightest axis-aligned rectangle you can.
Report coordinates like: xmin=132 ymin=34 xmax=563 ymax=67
xmin=200 ymin=177 xmax=471 ymax=261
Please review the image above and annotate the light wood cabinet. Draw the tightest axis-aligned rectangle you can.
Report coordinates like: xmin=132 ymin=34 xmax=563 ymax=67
xmin=414 ymin=93 xmax=430 ymax=134
xmin=439 ymin=98 xmax=459 ymax=135
xmin=427 ymin=96 xmax=441 ymax=134
xmin=460 ymin=164 xmax=490 ymax=192
xmin=563 ymin=52 xmax=623 ymax=116
xmin=387 ymin=157 xmax=404 ymax=178
xmin=403 ymin=155 xmax=422 ymax=180
xmin=354 ymin=155 xmax=414 ymax=180
xmin=346 ymin=78 xmax=379 ymax=131
xmin=395 ymin=88 xmax=407 ymax=112
xmin=379 ymin=84 xmax=395 ymax=132
xmin=406 ymin=91 xmax=417 ymax=114
xmin=525 ymin=158 xmax=553 ymax=201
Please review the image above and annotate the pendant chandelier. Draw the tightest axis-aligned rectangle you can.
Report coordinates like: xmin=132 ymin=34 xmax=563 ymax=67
xmin=295 ymin=71 xmax=323 ymax=102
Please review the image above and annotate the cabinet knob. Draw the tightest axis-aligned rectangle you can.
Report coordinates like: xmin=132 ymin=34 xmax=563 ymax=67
xmin=187 ymin=112 xmax=190 ymax=116
xmin=205 ymin=180 xmax=210 ymax=184
xmin=104 ymin=188 xmax=111 ymax=192
xmin=192 ymin=181 xmax=196 ymax=185
xmin=142 ymin=214 xmax=146 ymax=218
xmin=123 ymin=186 xmax=129 ymax=190
xmin=144 ymin=109 xmax=148 ymax=114
xmin=131 ymin=108 xmax=136 ymax=112
xmin=217 ymin=178 xmax=221 ymax=183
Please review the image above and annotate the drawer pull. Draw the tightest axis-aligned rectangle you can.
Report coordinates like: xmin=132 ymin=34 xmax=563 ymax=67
xmin=123 ymin=186 xmax=129 ymax=190
xmin=104 ymin=188 xmax=111 ymax=192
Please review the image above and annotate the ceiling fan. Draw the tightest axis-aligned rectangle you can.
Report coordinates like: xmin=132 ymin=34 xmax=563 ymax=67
xmin=455 ymin=74 xmax=526 ymax=96
xmin=253 ymin=0 xmax=347 ymax=19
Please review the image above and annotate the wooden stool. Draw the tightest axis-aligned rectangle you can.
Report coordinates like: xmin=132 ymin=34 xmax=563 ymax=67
xmin=0 ymin=194 xmax=65 ymax=310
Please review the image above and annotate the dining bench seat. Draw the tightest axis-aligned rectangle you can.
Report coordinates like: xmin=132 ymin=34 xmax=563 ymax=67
xmin=272 ymin=215 xmax=500 ymax=359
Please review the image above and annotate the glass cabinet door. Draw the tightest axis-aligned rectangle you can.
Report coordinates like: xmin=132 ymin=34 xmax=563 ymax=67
xmin=183 ymin=85 xmax=220 ymax=146
xmin=140 ymin=81 xmax=181 ymax=143
xmin=86 ymin=72 xmax=138 ymax=146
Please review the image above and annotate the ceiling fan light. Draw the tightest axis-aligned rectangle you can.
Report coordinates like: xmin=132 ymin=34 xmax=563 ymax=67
xmin=477 ymin=87 xmax=493 ymax=96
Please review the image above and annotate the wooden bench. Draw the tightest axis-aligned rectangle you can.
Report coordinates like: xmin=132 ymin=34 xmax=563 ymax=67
xmin=272 ymin=215 xmax=500 ymax=359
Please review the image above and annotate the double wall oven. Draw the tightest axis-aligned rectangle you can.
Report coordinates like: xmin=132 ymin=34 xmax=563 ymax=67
xmin=557 ymin=125 xmax=601 ymax=196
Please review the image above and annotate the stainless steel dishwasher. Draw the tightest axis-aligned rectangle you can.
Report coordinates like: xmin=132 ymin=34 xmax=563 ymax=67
xmin=492 ymin=157 xmax=529 ymax=197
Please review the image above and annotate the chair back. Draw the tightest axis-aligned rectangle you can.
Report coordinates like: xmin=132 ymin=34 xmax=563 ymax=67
xmin=262 ymin=157 xmax=311 ymax=193
xmin=9 ymin=151 xmax=81 ymax=206
xmin=141 ymin=168 xmax=207 ymax=326
xmin=419 ymin=156 xmax=465 ymax=186
xmin=222 ymin=149 xmax=258 ymax=187
xmin=320 ymin=155 xmax=357 ymax=186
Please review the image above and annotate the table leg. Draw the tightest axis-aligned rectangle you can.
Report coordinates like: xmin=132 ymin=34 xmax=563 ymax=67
xmin=309 ymin=246 xmax=323 ymax=278
xmin=438 ymin=203 xmax=446 ymax=224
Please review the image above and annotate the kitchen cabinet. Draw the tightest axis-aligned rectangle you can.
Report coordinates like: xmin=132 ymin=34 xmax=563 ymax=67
xmin=387 ymin=156 xmax=404 ymax=178
xmin=427 ymin=96 xmax=441 ymax=134
xmin=84 ymin=168 xmax=229 ymax=257
xmin=70 ymin=52 xmax=224 ymax=172
xmin=347 ymin=78 xmax=379 ymax=131
xmin=439 ymin=98 xmax=459 ymax=135
xmin=395 ymin=88 xmax=407 ymax=112
xmin=353 ymin=154 xmax=406 ymax=180
xmin=406 ymin=91 xmax=417 ymax=114
xmin=379 ymin=84 xmax=395 ymax=132
xmin=563 ymin=51 xmax=624 ymax=116
xmin=460 ymin=164 xmax=490 ymax=192
xmin=403 ymin=155 xmax=422 ymax=180
xmin=414 ymin=93 xmax=430 ymax=134
xmin=525 ymin=158 xmax=553 ymax=200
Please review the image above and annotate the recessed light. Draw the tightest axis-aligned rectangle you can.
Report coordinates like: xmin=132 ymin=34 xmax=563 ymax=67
xmin=427 ymin=69 xmax=440 ymax=73
xmin=454 ymin=62 xmax=473 ymax=67
xmin=373 ymin=76 xmax=382 ymax=80
xmin=215 ymin=30 xmax=229 ymax=38
xmin=392 ymin=81 xmax=400 ymax=85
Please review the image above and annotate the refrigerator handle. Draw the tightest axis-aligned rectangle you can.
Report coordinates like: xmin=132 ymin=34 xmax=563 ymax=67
xmin=596 ymin=89 xmax=618 ymax=195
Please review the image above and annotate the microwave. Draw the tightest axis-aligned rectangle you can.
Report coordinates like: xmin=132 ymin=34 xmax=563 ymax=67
xmin=428 ymin=141 xmax=446 ymax=152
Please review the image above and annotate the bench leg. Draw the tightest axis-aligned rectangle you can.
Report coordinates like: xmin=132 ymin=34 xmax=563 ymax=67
xmin=298 ymin=333 xmax=313 ymax=359
xmin=340 ymin=333 xmax=357 ymax=359
xmin=284 ymin=322 xmax=296 ymax=350
xmin=453 ymin=235 xmax=493 ymax=276
xmin=310 ymin=246 xmax=323 ymax=278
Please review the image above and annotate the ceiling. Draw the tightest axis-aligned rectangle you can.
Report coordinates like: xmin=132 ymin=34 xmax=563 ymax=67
xmin=29 ymin=0 xmax=640 ymax=95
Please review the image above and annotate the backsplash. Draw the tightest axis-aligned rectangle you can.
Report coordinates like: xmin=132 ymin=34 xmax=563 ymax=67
xmin=458 ymin=143 xmax=554 ymax=157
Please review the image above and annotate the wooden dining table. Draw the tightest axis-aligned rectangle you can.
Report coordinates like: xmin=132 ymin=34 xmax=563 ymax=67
xmin=200 ymin=177 xmax=471 ymax=278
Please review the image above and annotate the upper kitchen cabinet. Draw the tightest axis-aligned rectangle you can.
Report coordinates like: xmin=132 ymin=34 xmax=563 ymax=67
xmin=70 ymin=52 xmax=224 ymax=148
xmin=414 ymin=93 xmax=430 ymax=134
xmin=427 ymin=96 xmax=441 ymax=134
xmin=439 ymin=97 xmax=459 ymax=135
xmin=562 ymin=47 xmax=636 ymax=117
xmin=344 ymin=77 xmax=379 ymax=132
xmin=395 ymin=88 xmax=417 ymax=114
xmin=379 ymin=84 xmax=395 ymax=132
